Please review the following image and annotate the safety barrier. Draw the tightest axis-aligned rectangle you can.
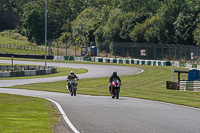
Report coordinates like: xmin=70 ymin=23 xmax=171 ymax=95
xmin=53 ymin=55 xmax=200 ymax=68
xmin=179 ymin=81 xmax=200 ymax=91
xmin=0 ymin=66 xmax=57 ymax=78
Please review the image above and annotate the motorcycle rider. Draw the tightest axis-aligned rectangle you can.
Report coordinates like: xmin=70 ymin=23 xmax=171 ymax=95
xmin=67 ymin=71 xmax=79 ymax=91
xmin=109 ymin=71 xmax=121 ymax=93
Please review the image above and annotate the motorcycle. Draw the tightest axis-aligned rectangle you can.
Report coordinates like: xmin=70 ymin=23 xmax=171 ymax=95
xmin=67 ymin=79 xmax=78 ymax=96
xmin=111 ymin=79 xmax=121 ymax=99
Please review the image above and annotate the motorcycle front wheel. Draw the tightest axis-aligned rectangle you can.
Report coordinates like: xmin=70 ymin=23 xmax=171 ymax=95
xmin=72 ymin=87 xmax=76 ymax=96
xmin=115 ymin=89 xmax=119 ymax=99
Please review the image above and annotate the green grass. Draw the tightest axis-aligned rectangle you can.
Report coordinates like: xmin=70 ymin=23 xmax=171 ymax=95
xmin=0 ymin=34 xmax=45 ymax=55
xmin=7 ymin=60 xmax=200 ymax=109
xmin=0 ymin=47 xmax=45 ymax=55
xmin=1 ymin=56 xmax=200 ymax=132
xmin=0 ymin=36 xmax=33 ymax=46
xmin=0 ymin=93 xmax=59 ymax=133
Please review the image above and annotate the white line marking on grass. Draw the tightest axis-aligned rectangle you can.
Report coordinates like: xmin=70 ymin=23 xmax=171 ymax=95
xmin=45 ymin=98 xmax=80 ymax=133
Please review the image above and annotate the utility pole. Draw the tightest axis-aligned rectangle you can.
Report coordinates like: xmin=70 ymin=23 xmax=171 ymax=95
xmin=45 ymin=0 xmax=47 ymax=68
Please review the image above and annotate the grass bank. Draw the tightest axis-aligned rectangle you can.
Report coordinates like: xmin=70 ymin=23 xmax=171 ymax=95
xmin=0 ymin=93 xmax=59 ymax=133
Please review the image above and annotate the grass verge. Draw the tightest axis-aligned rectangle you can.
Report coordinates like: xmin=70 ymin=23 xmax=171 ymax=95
xmin=0 ymin=93 xmax=59 ymax=133
xmin=8 ymin=61 xmax=200 ymax=109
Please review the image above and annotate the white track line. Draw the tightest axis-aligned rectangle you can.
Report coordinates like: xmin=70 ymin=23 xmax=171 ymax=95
xmin=44 ymin=98 xmax=80 ymax=133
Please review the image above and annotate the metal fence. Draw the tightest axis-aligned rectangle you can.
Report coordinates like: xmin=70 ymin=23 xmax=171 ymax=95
xmin=64 ymin=42 xmax=200 ymax=64
xmin=1 ymin=41 xmax=200 ymax=64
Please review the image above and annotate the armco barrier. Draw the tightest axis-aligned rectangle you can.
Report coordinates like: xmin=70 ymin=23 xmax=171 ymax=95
xmin=74 ymin=57 xmax=83 ymax=61
xmin=126 ymin=59 xmax=129 ymax=64
xmin=45 ymin=69 xmax=51 ymax=74
xmin=18 ymin=71 xmax=25 ymax=76
xmin=0 ymin=66 xmax=57 ymax=78
xmin=0 ymin=53 xmax=53 ymax=59
xmin=0 ymin=73 xmax=3 ymax=78
xmin=10 ymin=71 xmax=18 ymax=77
xmin=113 ymin=58 xmax=117 ymax=63
xmin=63 ymin=56 xmax=74 ymax=61
xmin=95 ymin=57 xmax=103 ymax=62
xmin=117 ymin=58 xmax=123 ymax=64
xmin=147 ymin=60 xmax=151 ymax=65
xmin=3 ymin=72 xmax=10 ymax=78
xmin=130 ymin=59 xmax=134 ymax=64
xmin=83 ymin=57 xmax=92 ymax=61
xmin=109 ymin=58 xmax=114 ymax=63
xmin=24 ymin=70 xmax=31 ymax=76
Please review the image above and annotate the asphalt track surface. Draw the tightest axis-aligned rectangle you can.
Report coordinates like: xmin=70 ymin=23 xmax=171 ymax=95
xmin=0 ymin=60 xmax=200 ymax=133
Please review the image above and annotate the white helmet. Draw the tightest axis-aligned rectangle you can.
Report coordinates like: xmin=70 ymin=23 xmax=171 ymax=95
xmin=70 ymin=71 xmax=74 ymax=75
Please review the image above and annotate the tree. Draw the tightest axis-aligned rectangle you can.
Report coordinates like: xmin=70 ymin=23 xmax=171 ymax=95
xmin=72 ymin=8 xmax=102 ymax=43
xmin=23 ymin=9 xmax=44 ymax=44
xmin=157 ymin=0 xmax=189 ymax=44
xmin=101 ymin=8 xmax=123 ymax=42
xmin=129 ymin=15 xmax=159 ymax=43
xmin=120 ymin=13 xmax=149 ymax=42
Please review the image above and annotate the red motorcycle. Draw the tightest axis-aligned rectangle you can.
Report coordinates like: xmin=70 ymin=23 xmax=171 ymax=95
xmin=111 ymin=79 xmax=121 ymax=99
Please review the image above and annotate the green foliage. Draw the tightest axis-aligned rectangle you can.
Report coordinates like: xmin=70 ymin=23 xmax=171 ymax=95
xmin=102 ymin=8 xmax=123 ymax=42
xmin=1 ymin=0 xmax=200 ymax=47
xmin=174 ymin=12 xmax=197 ymax=45
xmin=72 ymin=8 xmax=102 ymax=42
xmin=130 ymin=15 xmax=159 ymax=43
xmin=157 ymin=0 xmax=191 ymax=44
xmin=23 ymin=9 xmax=44 ymax=44
xmin=120 ymin=13 xmax=149 ymax=41
xmin=193 ymin=20 xmax=200 ymax=46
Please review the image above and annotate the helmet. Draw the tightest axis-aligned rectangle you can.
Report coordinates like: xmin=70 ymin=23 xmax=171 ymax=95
xmin=70 ymin=71 xmax=74 ymax=75
xmin=113 ymin=71 xmax=117 ymax=76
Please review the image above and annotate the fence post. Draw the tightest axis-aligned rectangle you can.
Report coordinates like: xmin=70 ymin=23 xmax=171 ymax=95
xmin=11 ymin=56 xmax=14 ymax=71
xmin=185 ymin=50 xmax=186 ymax=62
xmin=197 ymin=48 xmax=199 ymax=65
xmin=175 ymin=48 xmax=177 ymax=61
xmin=56 ymin=40 xmax=59 ymax=56
xmin=162 ymin=46 xmax=163 ymax=60
xmin=123 ymin=45 xmax=125 ymax=58
xmin=180 ymin=47 xmax=181 ymax=62
xmin=131 ymin=45 xmax=133 ymax=58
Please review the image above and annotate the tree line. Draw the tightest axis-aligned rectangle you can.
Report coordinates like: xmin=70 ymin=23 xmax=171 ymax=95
xmin=1 ymin=0 xmax=200 ymax=46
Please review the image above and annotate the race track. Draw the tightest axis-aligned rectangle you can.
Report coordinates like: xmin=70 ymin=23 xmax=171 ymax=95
xmin=0 ymin=60 xmax=200 ymax=133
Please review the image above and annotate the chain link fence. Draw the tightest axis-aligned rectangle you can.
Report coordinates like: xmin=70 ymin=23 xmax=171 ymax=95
xmin=61 ymin=42 xmax=200 ymax=64
xmin=1 ymin=41 xmax=200 ymax=64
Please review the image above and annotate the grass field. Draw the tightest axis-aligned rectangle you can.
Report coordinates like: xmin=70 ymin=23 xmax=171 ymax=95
xmin=0 ymin=93 xmax=59 ymax=133
xmin=0 ymin=36 xmax=33 ymax=46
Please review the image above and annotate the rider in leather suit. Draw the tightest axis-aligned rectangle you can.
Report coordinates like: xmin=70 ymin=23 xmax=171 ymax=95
xmin=67 ymin=71 xmax=79 ymax=90
xmin=109 ymin=71 xmax=121 ymax=93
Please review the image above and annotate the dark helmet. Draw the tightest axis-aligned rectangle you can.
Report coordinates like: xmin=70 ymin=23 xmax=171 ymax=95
xmin=70 ymin=71 xmax=74 ymax=75
xmin=113 ymin=71 xmax=117 ymax=76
